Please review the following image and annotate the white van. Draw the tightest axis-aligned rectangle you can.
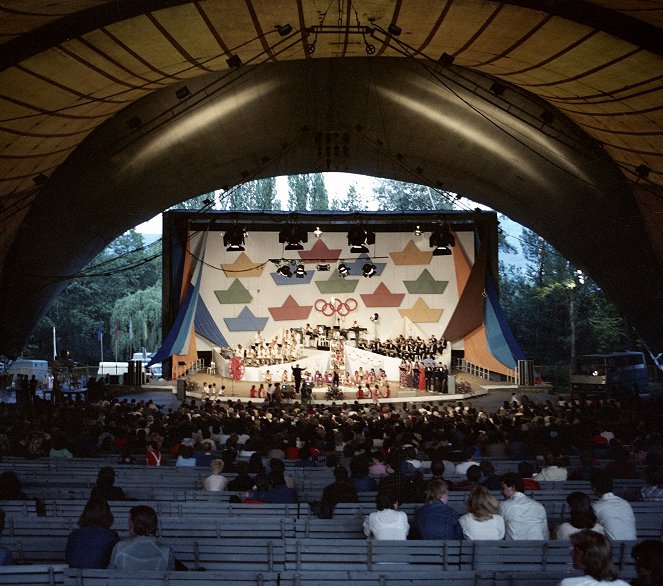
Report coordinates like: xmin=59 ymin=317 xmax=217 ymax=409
xmin=98 ymin=361 xmax=129 ymax=376
xmin=6 ymin=359 xmax=49 ymax=386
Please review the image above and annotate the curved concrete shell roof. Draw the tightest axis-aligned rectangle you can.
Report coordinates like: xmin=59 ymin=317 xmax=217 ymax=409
xmin=0 ymin=1 xmax=662 ymax=356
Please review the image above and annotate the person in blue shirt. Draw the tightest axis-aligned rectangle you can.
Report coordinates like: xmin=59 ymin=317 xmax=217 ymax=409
xmin=65 ymin=498 xmax=119 ymax=568
xmin=413 ymin=479 xmax=463 ymax=540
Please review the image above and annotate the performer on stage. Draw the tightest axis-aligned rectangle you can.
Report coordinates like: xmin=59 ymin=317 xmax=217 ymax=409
xmin=291 ymin=363 xmax=305 ymax=395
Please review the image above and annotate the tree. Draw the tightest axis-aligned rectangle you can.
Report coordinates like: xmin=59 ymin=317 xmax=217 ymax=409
xmin=330 ymin=184 xmax=365 ymax=211
xmin=287 ymin=174 xmax=311 ymax=210
xmin=110 ymin=285 xmax=162 ymax=359
xmin=499 ymin=227 xmax=630 ymax=365
xmin=309 ymin=174 xmax=329 ymax=210
xmin=219 ymin=179 xmax=280 ymax=211
xmin=373 ymin=179 xmax=456 ymax=211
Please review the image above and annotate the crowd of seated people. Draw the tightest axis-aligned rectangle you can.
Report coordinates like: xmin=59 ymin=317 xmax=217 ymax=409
xmin=1 ymin=391 xmax=663 ymax=583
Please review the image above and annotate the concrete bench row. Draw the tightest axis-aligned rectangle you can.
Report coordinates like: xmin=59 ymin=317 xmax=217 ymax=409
xmin=0 ymin=565 xmax=593 ymax=586
xmin=0 ymin=538 xmax=638 ymax=579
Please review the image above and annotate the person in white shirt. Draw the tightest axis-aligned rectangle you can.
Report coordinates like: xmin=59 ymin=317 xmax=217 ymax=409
xmin=203 ymin=459 xmax=228 ymax=492
xmin=363 ymin=491 xmax=409 ymax=540
xmin=534 ymin=453 xmax=568 ymax=481
xmin=591 ymin=470 xmax=636 ymax=540
xmin=499 ymin=472 xmax=549 ymax=539
xmin=559 ymin=530 xmax=630 ymax=586
xmin=460 ymin=485 xmax=505 ymax=540
xmin=555 ymin=492 xmax=604 ymax=540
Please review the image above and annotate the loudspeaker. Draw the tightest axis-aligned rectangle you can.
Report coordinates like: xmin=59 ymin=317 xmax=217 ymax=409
xmin=518 ymin=360 xmax=534 ymax=386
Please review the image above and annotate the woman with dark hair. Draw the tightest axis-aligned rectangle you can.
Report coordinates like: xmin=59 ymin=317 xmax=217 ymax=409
xmin=631 ymin=539 xmax=663 ymax=586
xmin=555 ymin=492 xmax=604 ymax=539
xmin=363 ymin=489 xmax=409 ymax=540
xmin=90 ymin=467 xmax=126 ymax=501
xmin=65 ymin=498 xmax=119 ymax=568
xmin=0 ymin=471 xmax=28 ymax=500
xmin=560 ymin=530 xmax=629 ymax=585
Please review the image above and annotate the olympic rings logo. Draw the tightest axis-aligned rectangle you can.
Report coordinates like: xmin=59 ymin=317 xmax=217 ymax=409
xmin=314 ymin=297 xmax=358 ymax=317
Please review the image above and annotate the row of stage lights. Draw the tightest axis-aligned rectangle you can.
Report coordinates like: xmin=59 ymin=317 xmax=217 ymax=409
xmin=271 ymin=259 xmax=377 ymax=279
xmin=223 ymin=223 xmax=456 ymax=256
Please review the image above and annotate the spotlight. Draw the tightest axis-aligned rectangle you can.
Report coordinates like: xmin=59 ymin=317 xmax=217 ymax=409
xmin=295 ymin=264 xmax=307 ymax=278
xmin=369 ymin=313 xmax=379 ymax=322
xmin=540 ymin=110 xmax=554 ymax=125
xmin=439 ymin=52 xmax=454 ymax=66
xmin=127 ymin=116 xmax=142 ymax=131
xmin=277 ymin=265 xmax=292 ymax=278
xmin=316 ymin=264 xmax=330 ymax=271
xmin=388 ymin=23 xmax=402 ymax=36
xmin=429 ymin=223 xmax=455 ymax=256
xmin=338 ymin=262 xmax=350 ymax=278
xmin=277 ymin=23 xmax=293 ymax=36
xmin=175 ymin=86 xmax=191 ymax=100
xmin=224 ymin=226 xmax=245 ymax=251
xmin=635 ymin=164 xmax=650 ymax=179
xmin=362 ymin=263 xmax=376 ymax=278
xmin=279 ymin=225 xmax=308 ymax=250
xmin=227 ymin=54 xmax=242 ymax=69
xmin=414 ymin=225 xmax=422 ymax=236
xmin=314 ymin=226 xmax=323 ymax=238
xmin=490 ymin=81 xmax=506 ymax=97
xmin=347 ymin=226 xmax=375 ymax=253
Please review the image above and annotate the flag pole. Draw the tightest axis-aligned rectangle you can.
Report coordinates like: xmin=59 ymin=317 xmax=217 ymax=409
xmin=52 ymin=326 xmax=57 ymax=360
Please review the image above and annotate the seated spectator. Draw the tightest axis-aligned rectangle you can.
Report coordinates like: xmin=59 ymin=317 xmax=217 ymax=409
xmin=518 ymin=461 xmax=541 ymax=491
xmin=65 ymin=498 xmax=119 ymax=568
xmin=560 ymin=530 xmax=630 ymax=586
xmin=533 ymin=452 xmax=568 ymax=481
xmin=479 ymin=459 xmax=502 ymax=491
xmin=591 ymin=470 xmax=636 ymax=540
xmin=350 ymin=455 xmax=378 ymax=492
xmin=427 ymin=459 xmax=454 ymax=491
xmin=90 ymin=467 xmax=127 ymax=501
xmin=568 ymin=448 xmax=600 ymax=481
xmin=459 ymin=485 xmax=505 ymax=540
xmin=378 ymin=453 xmax=425 ymax=504
xmin=194 ymin=440 xmax=215 ymax=467
xmin=145 ymin=440 xmax=162 ymax=467
xmin=109 ymin=506 xmax=175 ymax=570
xmin=555 ymin=491 xmax=604 ymax=539
xmin=631 ymin=539 xmax=663 ymax=586
xmin=322 ymin=465 xmax=358 ymax=505
xmin=0 ymin=509 xmax=13 ymax=565
xmin=640 ymin=461 xmax=663 ymax=501
xmin=451 ymin=464 xmax=482 ymax=491
xmin=203 ymin=459 xmax=227 ymax=492
xmin=454 ymin=447 xmax=477 ymax=475
xmin=363 ymin=490 xmax=409 ymax=540
xmin=49 ymin=434 xmax=73 ymax=459
xmin=606 ymin=445 xmax=638 ymax=479
xmin=368 ymin=453 xmax=388 ymax=477
xmin=0 ymin=471 xmax=28 ymax=500
xmin=499 ymin=472 xmax=549 ymax=539
xmin=270 ymin=457 xmax=296 ymax=491
xmin=227 ymin=461 xmax=256 ymax=492
xmin=413 ymin=480 xmax=462 ymax=540
xmin=175 ymin=445 xmax=196 ymax=467
xmin=247 ymin=470 xmax=297 ymax=504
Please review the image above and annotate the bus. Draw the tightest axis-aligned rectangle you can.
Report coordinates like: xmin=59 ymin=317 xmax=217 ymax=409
xmin=570 ymin=351 xmax=648 ymax=395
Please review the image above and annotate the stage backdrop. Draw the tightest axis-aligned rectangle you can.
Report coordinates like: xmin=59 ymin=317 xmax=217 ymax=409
xmin=152 ymin=211 xmax=523 ymax=379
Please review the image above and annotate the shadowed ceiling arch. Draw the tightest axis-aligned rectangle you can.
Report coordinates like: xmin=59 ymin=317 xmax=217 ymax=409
xmin=0 ymin=1 xmax=662 ymax=356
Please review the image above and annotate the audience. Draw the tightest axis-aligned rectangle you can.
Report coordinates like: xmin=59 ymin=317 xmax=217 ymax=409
xmin=363 ymin=490 xmax=409 ymax=540
xmin=412 ymin=480 xmax=462 ymax=540
xmin=203 ymin=459 xmax=227 ymax=492
xmin=90 ymin=467 xmax=127 ymax=501
xmin=459 ymin=485 xmax=505 ymax=540
xmin=65 ymin=498 xmax=119 ymax=568
xmin=631 ymin=539 xmax=663 ymax=586
xmin=499 ymin=472 xmax=549 ymax=539
xmin=560 ymin=530 xmax=629 ymax=586
xmin=591 ymin=470 xmax=636 ymax=540
xmin=109 ymin=506 xmax=175 ymax=570
xmin=555 ymin=491 xmax=604 ymax=540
